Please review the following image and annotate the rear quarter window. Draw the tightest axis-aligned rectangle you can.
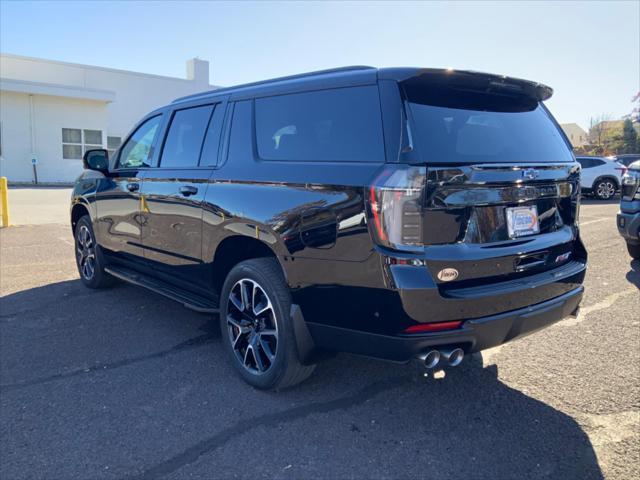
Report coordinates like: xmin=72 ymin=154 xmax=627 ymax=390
xmin=254 ymin=86 xmax=385 ymax=163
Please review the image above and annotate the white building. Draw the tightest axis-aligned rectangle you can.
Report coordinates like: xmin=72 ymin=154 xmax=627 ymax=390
xmin=0 ymin=53 xmax=216 ymax=183
xmin=560 ymin=123 xmax=589 ymax=148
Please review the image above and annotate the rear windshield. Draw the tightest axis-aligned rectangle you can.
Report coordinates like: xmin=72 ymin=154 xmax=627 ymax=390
xmin=404 ymin=85 xmax=572 ymax=164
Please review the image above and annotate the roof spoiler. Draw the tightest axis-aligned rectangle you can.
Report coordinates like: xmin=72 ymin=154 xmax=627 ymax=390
xmin=382 ymin=68 xmax=553 ymax=102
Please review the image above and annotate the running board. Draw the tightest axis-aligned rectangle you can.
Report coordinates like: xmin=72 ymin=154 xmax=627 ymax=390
xmin=105 ymin=265 xmax=219 ymax=313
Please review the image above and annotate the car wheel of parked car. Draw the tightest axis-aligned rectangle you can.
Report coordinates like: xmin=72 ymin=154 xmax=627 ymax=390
xmin=593 ymin=178 xmax=617 ymax=200
xmin=220 ymin=257 xmax=315 ymax=390
xmin=74 ymin=215 xmax=114 ymax=289
xmin=627 ymin=242 xmax=640 ymax=260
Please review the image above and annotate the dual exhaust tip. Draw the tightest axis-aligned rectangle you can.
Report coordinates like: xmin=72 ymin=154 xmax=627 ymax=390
xmin=418 ymin=347 xmax=464 ymax=369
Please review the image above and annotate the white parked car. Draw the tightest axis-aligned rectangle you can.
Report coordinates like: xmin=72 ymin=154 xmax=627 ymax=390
xmin=576 ymin=156 xmax=626 ymax=200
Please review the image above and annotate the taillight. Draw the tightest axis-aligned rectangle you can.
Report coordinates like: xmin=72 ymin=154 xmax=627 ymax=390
xmin=367 ymin=166 xmax=427 ymax=251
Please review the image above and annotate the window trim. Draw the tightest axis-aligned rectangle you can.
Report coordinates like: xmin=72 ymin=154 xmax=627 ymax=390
xmin=251 ymin=85 xmax=387 ymax=165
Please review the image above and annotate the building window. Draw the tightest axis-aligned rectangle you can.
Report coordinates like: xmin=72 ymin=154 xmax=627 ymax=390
xmin=107 ymin=136 xmax=122 ymax=157
xmin=62 ymin=128 xmax=103 ymax=159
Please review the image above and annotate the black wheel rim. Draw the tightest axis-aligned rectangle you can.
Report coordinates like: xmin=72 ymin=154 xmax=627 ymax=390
xmin=226 ymin=278 xmax=278 ymax=375
xmin=76 ymin=225 xmax=96 ymax=281
xmin=597 ymin=181 xmax=615 ymax=199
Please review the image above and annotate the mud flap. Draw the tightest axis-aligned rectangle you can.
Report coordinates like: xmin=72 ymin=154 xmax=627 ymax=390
xmin=290 ymin=304 xmax=316 ymax=365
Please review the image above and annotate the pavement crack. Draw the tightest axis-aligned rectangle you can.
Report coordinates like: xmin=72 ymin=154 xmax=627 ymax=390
xmin=0 ymin=334 xmax=216 ymax=392
xmin=121 ymin=376 xmax=407 ymax=480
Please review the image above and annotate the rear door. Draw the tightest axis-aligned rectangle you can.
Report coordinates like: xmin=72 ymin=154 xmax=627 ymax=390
xmin=94 ymin=114 xmax=164 ymax=261
xmin=140 ymin=100 xmax=226 ymax=288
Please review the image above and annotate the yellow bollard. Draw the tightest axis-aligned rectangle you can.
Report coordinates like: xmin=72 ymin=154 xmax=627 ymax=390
xmin=0 ymin=177 xmax=9 ymax=228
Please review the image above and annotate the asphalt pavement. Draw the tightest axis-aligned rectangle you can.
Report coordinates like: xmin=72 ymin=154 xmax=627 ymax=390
xmin=0 ymin=198 xmax=638 ymax=479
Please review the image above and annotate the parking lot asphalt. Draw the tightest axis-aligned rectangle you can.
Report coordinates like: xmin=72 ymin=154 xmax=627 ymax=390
xmin=0 ymin=199 xmax=638 ymax=480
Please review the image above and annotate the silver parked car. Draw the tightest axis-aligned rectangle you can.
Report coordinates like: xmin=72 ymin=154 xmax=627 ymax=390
xmin=576 ymin=156 xmax=626 ymax=200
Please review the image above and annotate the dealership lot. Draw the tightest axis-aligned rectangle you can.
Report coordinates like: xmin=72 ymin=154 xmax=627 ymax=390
xmin=0 ymin=197 xmax=638 ymax=479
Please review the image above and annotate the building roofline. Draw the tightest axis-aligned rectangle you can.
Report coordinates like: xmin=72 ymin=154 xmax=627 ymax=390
xmin=0 ymin=52 xmax=219 ymax=87
xmin=0 ymin=77 xmax=116 ymax=102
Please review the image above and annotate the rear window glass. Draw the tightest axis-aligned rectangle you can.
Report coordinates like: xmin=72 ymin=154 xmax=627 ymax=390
xmin=255 ymin=86 xmax=385 ymax=162
xmin=405 ymin=85 xmax=572 ymax=164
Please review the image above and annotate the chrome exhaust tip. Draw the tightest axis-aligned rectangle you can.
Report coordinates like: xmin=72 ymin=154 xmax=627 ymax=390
xmin=441 ymin=347 xmax=464 ymax=367
xmin=418 ymin=350 xmax=441 ymax=369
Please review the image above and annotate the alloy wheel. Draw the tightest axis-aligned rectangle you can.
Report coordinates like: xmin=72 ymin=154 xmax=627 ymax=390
xmin=226 ymin=278 xmax=278 ymax=374
xmin=596 ymin=181 xmax=615 ymax=199
xmin=76 ymin=225 xmax=96 ymax=280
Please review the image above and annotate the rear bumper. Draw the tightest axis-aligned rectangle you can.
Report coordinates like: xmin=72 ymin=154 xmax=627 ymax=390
xmin=617 ymin=210 xmax=640 ymax=245
xmin=392 ymin=258 xmax=586 ymax=323
xmin=307 ymin=287 xmax=583 ymax=362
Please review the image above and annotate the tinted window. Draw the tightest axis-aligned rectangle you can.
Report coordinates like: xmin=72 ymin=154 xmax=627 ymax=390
xmin=199 ymin=104 xmax=226 ymax=166
xmin=405 ymin=88 xmax=572 ymax=164
xmin=226 ymin=101 xmax=252 ymax=166
xmin=577 ymin=158 xmax=593 ymax=168
xmin=118 ymin=115 xmax=162 ymax=168
xmin=255 ymin=86 xmax=385 ymax=162
xmin=160 ymin=105 xmax=213 ymax=168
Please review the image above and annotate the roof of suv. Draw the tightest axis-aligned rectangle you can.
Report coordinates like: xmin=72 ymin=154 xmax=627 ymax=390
xmin=172 ymin=66 xmax=553 ymax=106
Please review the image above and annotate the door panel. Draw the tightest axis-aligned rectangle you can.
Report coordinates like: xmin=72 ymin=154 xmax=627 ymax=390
xmin=95 ymin=172 xmax=144 ymax=259
xmin=94 ymin=114 xmax=165 ymax=261
xmin=139 ymin=102 xmax=223 ymax=288
xmin=140 ymin=169 xmax=212 ymax=286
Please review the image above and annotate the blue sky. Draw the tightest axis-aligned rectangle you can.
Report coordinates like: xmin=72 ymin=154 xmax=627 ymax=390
xmin=1 ymin=0 xmax=638 ymax=130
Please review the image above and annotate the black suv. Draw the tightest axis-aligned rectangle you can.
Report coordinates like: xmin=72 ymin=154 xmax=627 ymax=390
xmin=71 ymin=66 xmax=586 ymax=389
xmin=618 ymin=160 xmax=640 ymax=259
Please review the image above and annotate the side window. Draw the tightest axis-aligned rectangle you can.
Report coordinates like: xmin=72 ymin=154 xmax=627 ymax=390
xmin=578 ymin=158 xmax=593 ymax=168
xmin=227 ymin=101 xmax=253 ymax=165
xmin=199 ymin=104 xmax=226 ymax=166
xmin=592 ymin=159 xmax=605 ymax=168
xmin=160 ymin=105 xmax=213 ymax=168
xmin=254 ymin=86 xmax=385 ymax=162
xmin=118 ymin=116 xmax=162 ymax=169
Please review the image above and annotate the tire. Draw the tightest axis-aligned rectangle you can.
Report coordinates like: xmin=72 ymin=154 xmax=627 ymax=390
xmin=627 ymin=242 xmax=640 ymax=260
xmin=219 ymin=257 xmax=315 ymax=390
xmin=592 ymin=178 xmax=617 ymax=200
xmin=74 ymin=215 xmax=115 ymax=289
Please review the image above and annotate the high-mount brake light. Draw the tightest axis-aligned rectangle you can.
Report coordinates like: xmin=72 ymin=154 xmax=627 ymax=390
xmin=367 ymin=166 xmax=427 ymax=251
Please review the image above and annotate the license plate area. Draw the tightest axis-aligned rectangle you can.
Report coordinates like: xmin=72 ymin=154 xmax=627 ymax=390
xmin=506 ymin=205 xmax=540 ymax=238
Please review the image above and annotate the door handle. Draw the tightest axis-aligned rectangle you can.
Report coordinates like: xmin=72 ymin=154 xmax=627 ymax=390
xmin=179 ymin=185 xmax=198 ymax=196
xmin=127 ymin=182 xmax=140 ymax=192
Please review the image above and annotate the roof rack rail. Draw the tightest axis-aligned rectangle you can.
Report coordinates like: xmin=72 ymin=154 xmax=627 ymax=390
xmin=172 ymin=65 xmax=375 ymax=103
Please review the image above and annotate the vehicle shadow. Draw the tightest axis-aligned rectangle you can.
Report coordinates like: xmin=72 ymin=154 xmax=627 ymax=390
xmin=627 ymin=258 xmax=640 ymax=289
xmin=277 ymin=353 xmax=604 ymax=479
xmin=0 ymin=280 xmax=604 ymax=479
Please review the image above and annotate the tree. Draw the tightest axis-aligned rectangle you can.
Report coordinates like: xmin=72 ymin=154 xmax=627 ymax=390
xmin=588 ymin=114 xmax=612 ymax=154
xmin=622 ymin=118 xmax=638 ymax=153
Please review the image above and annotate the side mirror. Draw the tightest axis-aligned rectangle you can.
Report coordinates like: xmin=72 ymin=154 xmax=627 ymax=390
xmin=83 ymin=149 xmax=109 ymax=173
